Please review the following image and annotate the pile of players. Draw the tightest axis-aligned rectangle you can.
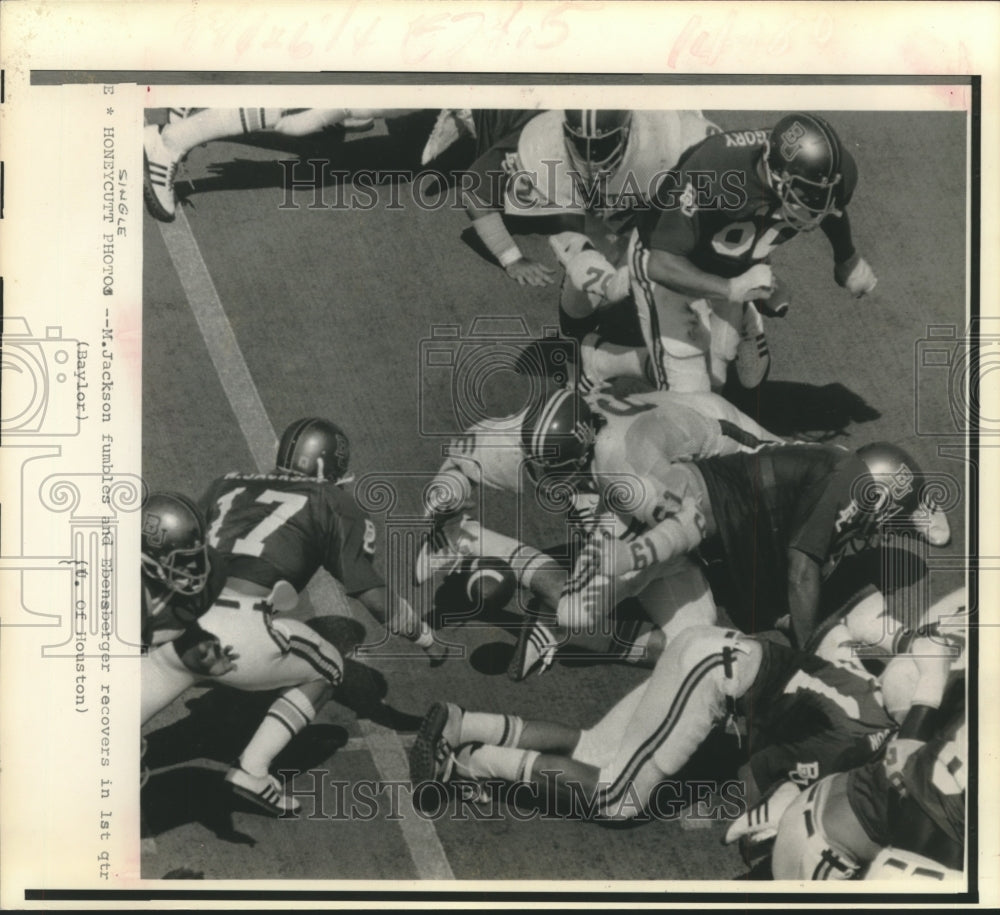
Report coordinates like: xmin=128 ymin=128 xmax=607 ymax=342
xmin=142 ymin=106 xmax=965 ymax=881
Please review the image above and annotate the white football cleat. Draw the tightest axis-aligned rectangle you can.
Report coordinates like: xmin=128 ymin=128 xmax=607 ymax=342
xmin=724 ymin=780 xmax=800 ymax=846
xmin=507 ymin=621 xmax=558 ymax=681
xmin=143 ymin=123 xmax=181 ymax=222
xmin=225 ymin=765 xmax=300 ymax=816
xmin=735 ymin=301 xmax=770 ymax=388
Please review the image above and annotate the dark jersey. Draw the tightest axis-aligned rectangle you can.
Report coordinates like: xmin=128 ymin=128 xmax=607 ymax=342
xmin=696 ymin=444 xmax=873 ymax=630
xmin=639 ymin=129 xmax=858 ymax=278
xmin=201 ymin=472 xmax=384 ymax=596
xmin=741 ymin=640 xmax=896 ymax=799
xmin=847 ymin=683 xmax=965 ymax=870
xmin=141 ymin=545 xmax=228 ymax=647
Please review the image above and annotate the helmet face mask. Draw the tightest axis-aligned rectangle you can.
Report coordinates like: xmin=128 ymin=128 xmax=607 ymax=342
xmin=141 ymin=492 xmax=210 ymax=596
xmin=563 ymin=110 xmax=632 ymax=187
xmin=276 ymin=417 xmax=351 ymax=483
xmin=764 ymin=113 xmax=844 ymax=231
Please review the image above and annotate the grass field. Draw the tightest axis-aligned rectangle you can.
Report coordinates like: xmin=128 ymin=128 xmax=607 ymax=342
xmin=140 ymin=108 xmax=969 ymax=883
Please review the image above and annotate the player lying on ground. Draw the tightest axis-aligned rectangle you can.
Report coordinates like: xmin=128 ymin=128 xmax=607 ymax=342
xmin=626 ymin=112 xmax=878 ymax=394
xmin=142 ymin=417 xmax=445 ymax=816
xmin=417 ymin=380 xmax=782 ymax=676
xmin=768 ymin=610 xmax=965 ymax=880
xmin=549 ymin=435 xmax=951 ymax=678
xmin=409 ymin=621 xmax=899 ymax=821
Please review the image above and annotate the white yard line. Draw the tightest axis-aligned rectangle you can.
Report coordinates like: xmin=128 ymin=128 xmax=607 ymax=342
xmin=158 ymin=209 xmax=455 ymax=880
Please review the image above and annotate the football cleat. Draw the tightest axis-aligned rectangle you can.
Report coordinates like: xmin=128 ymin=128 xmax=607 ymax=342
xmin=413 ymin=514 xmax=482 ymax=585
xmin=143 ymin=123 xmax=180 ymax=223
xmin=409 ymin=702 xmax=462 ymax=785
xmin=724 ymin=780 xmax=801 ymax=847
xmin=507 ymin=620 xmax=558 ymax=681
xmin=225 ymin=765 xmax=300 ymax=816
xmin=735 ymin=301 xmax=770 ymax=388
xmin=167 ymin=107 xmax=192 ymax=124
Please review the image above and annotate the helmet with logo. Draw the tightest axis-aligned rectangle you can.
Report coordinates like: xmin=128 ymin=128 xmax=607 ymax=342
xmin=764 ymin=113 xmax=844 ymax=231
xmin=276 ymin=417 xmax=351 ymax=482
xmin=856 ymin=441 xmax=923 ymax=524
xmin=141 ymin=491 xmax=211 ymax=596
xmin=521 ymin=388 xmax=598 ymax=474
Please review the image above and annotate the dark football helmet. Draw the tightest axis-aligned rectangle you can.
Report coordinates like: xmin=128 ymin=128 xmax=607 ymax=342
xmin=856 ymin=442 xmax=923 ymax=523
xmin=563 ymin=110 xmax=632 ymax=184
xmin=276 ymin=417 xmax=351 ymax=482
xmin=764 ymin=113 xmax=844 ymax=231
xmin=521 ymin=388 xmax=598 ymax=473
xmin=141 ymin=491 xmax=210 ymax=596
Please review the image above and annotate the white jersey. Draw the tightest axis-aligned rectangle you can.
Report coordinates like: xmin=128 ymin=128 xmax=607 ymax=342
xmin=433 ymin=387 xmax=780 ymax=512
xmin=505 ymin=110 xmax=719 ymax=222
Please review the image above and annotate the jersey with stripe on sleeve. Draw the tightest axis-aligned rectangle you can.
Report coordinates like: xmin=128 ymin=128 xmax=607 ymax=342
xmin=638 ymin=129 xmax=858 ymax=278
xmin=202 ymin=472 xmax=384 ymax=596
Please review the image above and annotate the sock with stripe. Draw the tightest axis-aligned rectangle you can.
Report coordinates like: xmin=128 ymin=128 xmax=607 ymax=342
xmin=454 ymin=707 xmax=525 ymax=749
xmin=238 ymin=687 xmax=316 ymax=777
xmin=456 ymin=744 xmax=538 ymax=783
xmin=475 ymin=527 xmax=552 ymax=593
xmin=161 ymin=108 xmax=285 ymax=158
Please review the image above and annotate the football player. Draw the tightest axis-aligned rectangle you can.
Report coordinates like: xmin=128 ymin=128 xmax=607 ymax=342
xmin=142 ymin=107 xmax=414 ymax=222
xmin=140 ymin=490 xmax=236 ymax=673
xmin=142 ymin=417 xmax=442 ymax=816
xmin=552 ymin=436 xmax=945 ymax=669
xmin=409 ymin=621 xmax=897 ymax=822
xmin=503 ymin=110 xmax=721 ymax=351
xmin=770 ymin=623 xmax=965 ymax=880
xmin=627 ymin=112 xmax=878 ymax=395
xmin=419 ymin=382 xmax=782 ymax=677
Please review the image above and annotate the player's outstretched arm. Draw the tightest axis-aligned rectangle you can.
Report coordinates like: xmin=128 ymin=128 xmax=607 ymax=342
xmin=645 ymin=249 xmax=774 ymax=303
xmin=356 ymin=586 xmax=451 ymax=665
xmin=786 ymin=547 xmax=823 ymax=648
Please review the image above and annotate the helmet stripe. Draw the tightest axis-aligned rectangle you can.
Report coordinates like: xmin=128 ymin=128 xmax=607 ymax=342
xmin=531 ymin=389 xmax=573 ymax=460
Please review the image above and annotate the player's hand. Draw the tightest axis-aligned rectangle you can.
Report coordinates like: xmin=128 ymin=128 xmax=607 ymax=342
xmin=834 ymin=253 xmax=878 ymax=297
xmin=727 ymin=264 xmax=774 ymax=303
xmin=504 ymin=256 xmax=557 ymax=286
xmin=179 ymin=637 xmax=240 ymax=676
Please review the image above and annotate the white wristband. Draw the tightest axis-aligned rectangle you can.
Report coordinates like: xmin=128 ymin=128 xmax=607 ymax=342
xmin=498 ymin=246 xmax=523 ymax=268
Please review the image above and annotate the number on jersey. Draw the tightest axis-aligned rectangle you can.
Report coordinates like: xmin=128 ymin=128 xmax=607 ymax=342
xmin=208 ymin=488 xmax=308 ymax=557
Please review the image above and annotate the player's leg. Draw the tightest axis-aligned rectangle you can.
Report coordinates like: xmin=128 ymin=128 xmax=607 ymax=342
xmin=579 ymin=333 xmax=654 ymax=390
xmin=628 ymin=232 xmax=714 ymax=393
xmin=140 ymin=641 xmax=198 ymax=725
xmin=144 ymin=108 xmax=286 ymax=221
xmin=200 ymin=595 xmax=344 ymax=815
xmin=588 ymin=626 xmax=762 ymax=819
xmin=225 ymin=678 xmax=334 ymax=816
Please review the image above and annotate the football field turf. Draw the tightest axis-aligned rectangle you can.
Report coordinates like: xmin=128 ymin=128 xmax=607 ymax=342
xmin=140 ymin=109 xmax=968 ymax=882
